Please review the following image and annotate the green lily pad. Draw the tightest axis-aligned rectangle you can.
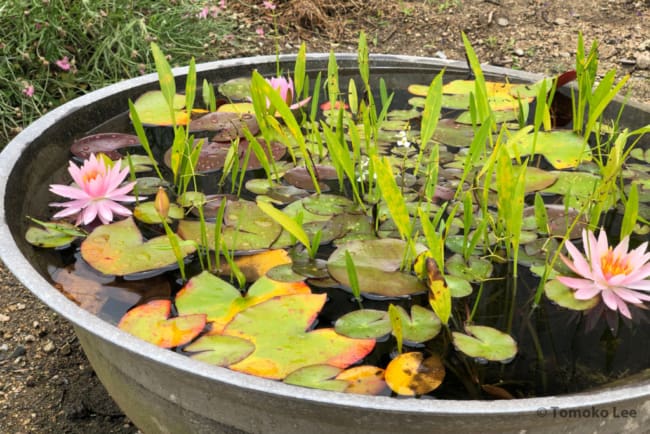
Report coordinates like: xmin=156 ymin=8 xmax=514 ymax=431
xmin=542 ymin=171 xmax=601 ymax=209
xmin=133 ymin=201 xmax=185 ymax=224
xmin=80 ymin=217 xmax=196 ymax=276
xmin=178 ymin=200 xmax=293 ymax=252
xmin=218 ymin=77 xmax=252 ymax=101
xmin=544 ymin=279 xmax=599 ymax=311
xmin=507 ymin=130 xmax=591 ymax=169
xmin=176 ymin=272 xmax=310 ymax=332
xmin=445 ymin=275 xmax=473 ymax=297
xmin=118 ymin=299 xmax=206 ymax=348
xmin=452 ymin=325 xmax=517 ymax=362
xmin=445 ymin=254 xmax=493 ymax=282
xmin=224 ymin=293 xmax=376 ymax=380
xmin=456 ymin=108 xmax=521 ymax=125
xmin=432 ymin=119 xmax=477 ymax=148
xmin=301 ymin=194 xmax=362 ymax=216
xmin=134 ymin=177 xmax=170 ymax=195
xmin=392 ymin=305 xmax=442 ymax=344
xmin=25 ymin=221 xmax=86 ymax=248
xmin=334 ymin=309 xmax=392 ymax=339
xmin=327 ymin=239 xmax=428 ymax=297
xmin=185 ymin=334 xmax=255 ymax=366
xmin=132 ymin=90 xmax=188 ymax=126
xmin=284 ymin=365 xmax=348 ymax=392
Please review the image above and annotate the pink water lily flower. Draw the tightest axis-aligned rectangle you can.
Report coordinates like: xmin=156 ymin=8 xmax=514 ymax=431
xmin=556 ymin=229 xmax=650 ymax=319
xmin=265 ymin=76 xmax=311 ymax=110
xmin=49 ymin=154 xmax=138 ymax=226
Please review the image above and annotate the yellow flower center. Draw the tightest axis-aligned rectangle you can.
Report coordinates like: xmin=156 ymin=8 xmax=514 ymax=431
xmin=82 ymin=169 xmax=100 ymax=184
xmin=600 ymin=248 xmax=631 ymax=279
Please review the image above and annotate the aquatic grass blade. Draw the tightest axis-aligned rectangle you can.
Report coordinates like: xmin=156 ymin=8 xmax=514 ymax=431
xmin=256 ymin=199 xmax=311 ymax=252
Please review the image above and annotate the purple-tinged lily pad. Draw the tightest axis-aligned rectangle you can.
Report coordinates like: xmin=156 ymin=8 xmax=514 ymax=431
xmin=188 ymin=112 xmax=259 ymax=141
xmin=70 ymin=133 xmax=141 ymax=160
xmin=283 ymin=165 xmax=337 ymax=192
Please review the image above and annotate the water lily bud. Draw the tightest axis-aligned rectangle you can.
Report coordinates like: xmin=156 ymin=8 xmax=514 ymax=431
xmin=154 ymin=187 xmax=170 ymax=219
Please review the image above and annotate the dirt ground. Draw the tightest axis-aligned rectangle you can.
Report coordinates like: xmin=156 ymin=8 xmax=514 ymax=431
xmin=1 ymin=1 xmax=649 ymax=433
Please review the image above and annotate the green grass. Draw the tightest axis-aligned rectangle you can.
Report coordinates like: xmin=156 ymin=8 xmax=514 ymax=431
xmin=0 ymin=0 xmax=251 ymax=147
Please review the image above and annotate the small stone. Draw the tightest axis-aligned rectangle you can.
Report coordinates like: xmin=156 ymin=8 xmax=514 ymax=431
xmin=559 ymin=51 xmax=571 ymax=59
xmin=0 ymin=314 xmax=9 ymax=322
xmin=23 ymin=334 xmax=36 ymax=343
xmin=42 ymin=341 xmax=56 ymax=354
xmin=636 ymin=53 xmax=650 ymax=70
xmin=620 ymin=58 xmax=637 ymax=66
xmin=554 ymin=18 xmax=567 ymax=25
xmin=10 ymin=345 xmax=26 ymax=358
xmin=497 ymin=17 xmax=509 ymax=27
xmin=59 ymin=343 xmax=71 ymax=356
xmin=513 ymin=48 xmax=525 ymax=57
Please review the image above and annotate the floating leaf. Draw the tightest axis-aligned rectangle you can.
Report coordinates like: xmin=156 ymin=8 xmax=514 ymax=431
xmin=70 ymin=133 xmax=140 ymax=160
xmin=283 ymin=365 xmax=348 ymax=392
xmin=392 ymin=305 xmax=442 ymax=344
xmin=133 ymin=201 xmax=184 ymax=224
xmin=132 ymin=91 xmax=188 ymax=126
xmin=445 ymin=254 xmax=493 ymax=283
xmin=218 ymin=77 xmax=252 ymax=101
xmin=25 ymin=220 xmax=85 ymax=248
xmin=185 ymin=334 xmax=255 ymax=366
xmin=175 ymin=272 xmax=310 ymax=332
xmin=80 ymin=217 xmax=196 ymax=276
xmin=118 ymin=299 xmax=206 ymax=348
xmin=334 ymin=309 xmax=392 ymax=339
xmin=217 ymin=102 xmax=255 ymax=114
xmin=224 ymin=294 xmax=375 ymax=379
xmin=542 ymin=171 xmax=601 ymax=209
xmin=327 ymin=239 xmax=427 ymax=297
xmin=507 ymin=130 xmax=592 ymax=169
xmin=215 ymin=249 xmax=292 ymax=282
xmin=385 ymin=352 xmax=445 ymax=396
xmin=452 ymin=325 xmax=517 ymax=362
xmin=189 ymin=112 xmax=259 ymax=141
xmin=544 ymin=279 xmax=599 ymax=311
xmin=336 ymin=365 xmax=387 ymax=395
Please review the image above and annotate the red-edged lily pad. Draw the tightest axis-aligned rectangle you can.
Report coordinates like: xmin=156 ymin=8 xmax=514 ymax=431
xmin=224 ymin=293 xmax=375 ymax=379
xmin=118 ymin=299 xmax=206 ymax=348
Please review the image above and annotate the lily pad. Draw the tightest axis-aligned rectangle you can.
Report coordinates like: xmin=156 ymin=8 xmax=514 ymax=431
xmin=544 ymin=279 xmax=599 ymax=311
xmin=327 ymin=239 xmax=428 ymax=297
xmin=25 ymin=221 xmax=86 ymax=248
xmin=189 ymin=112 xmax=259 ymax=141
xmin=385 ymin=352 xmax=445 ymax=396
xmin=132 ymin=90 xmax=188 ymax=126
xmin=507 ymin=130 xmax=592 ymax=169
xmin=218 ymin=77 xmax=252 ymax=101
xmin=224 ymin=293 xmax=376 ymax=380
xmin=392 ymin=305 xmax=442 ymax=344
xmin=80 ymin=217 xmax=196 ymax=276
xmin=214 ymin=249 xmax=292 ymax=282
xmin=336 ymin=365 xmax=387 ymax=395
xmin=452 ymin=325 xmax=517 ymax=362
xmin=133 ymin=201 xmax=185 ymax=224
xmin=70 ymin=133 xmax=140 ymax=160
xmin=185 ymin=334 xmax=255 ymax=366
xmin=175 ymin=272 xmax=310 ymax=332
xmin=334 ymin=309 xmax=392 ymax=339
xmin=445 ymin=254 xmax=493 ymax=282
xmin=283 ymin=365 xmax=348 ymax=392
xmin=118 ymin=299 xmax=206 ymax=348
